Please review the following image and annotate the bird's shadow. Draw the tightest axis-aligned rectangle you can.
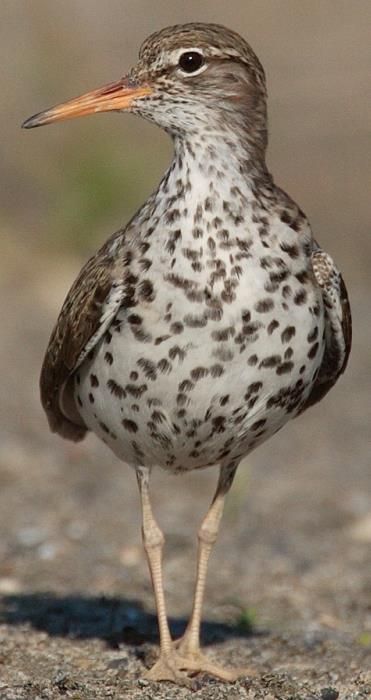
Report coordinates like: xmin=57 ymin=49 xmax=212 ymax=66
xmin=0 ymin=593 xmax=258 ymax=650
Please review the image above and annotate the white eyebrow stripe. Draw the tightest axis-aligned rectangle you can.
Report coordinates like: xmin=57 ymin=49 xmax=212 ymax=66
xmin=173 ymin=47 xmax=205 ymax=61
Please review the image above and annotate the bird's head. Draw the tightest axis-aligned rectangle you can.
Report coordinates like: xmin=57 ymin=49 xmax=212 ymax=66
xmin=23 ymin=23 xmax=267 ymax=148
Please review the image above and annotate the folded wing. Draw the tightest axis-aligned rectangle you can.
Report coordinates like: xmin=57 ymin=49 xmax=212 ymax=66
xmin=299 ymin=248 xmax=352 ymax=414
xmin=40 ymin=241 xmax=126 ymax=441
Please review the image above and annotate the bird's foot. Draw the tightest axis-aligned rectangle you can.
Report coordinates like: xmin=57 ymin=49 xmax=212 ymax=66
xmin=172 ymin=636 xmax=255 ymax=682
xmin=144 ymin=650 xmax=196 ymax=687
xmin=145 ymin=640 xmax=250 ymax=684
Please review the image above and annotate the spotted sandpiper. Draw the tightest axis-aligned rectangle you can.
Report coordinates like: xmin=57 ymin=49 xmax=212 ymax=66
xmin=23 ymin=23 xmax=351 ymax=685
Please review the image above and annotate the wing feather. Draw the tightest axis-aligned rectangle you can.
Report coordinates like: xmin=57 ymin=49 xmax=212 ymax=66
xmin=40 ymin=244 xmax=125 ymax=441
xmin=299 ymin=248 xmax=352 ymax=414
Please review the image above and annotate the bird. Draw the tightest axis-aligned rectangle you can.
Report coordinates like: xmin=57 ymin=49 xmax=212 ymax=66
xmin=22 ymin=23 xmax=351 ymax=685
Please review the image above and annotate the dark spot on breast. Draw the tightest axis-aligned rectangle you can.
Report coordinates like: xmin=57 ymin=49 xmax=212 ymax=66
xmin=280 ymin=241 xmax=299 ymax=258
xmin=284 ymin=347 xmax=294 ymax=359
xmin=88 ymin=393 xmax=94 ymax=404
xmin=259 ymin=355 xmax=281 ymax=368
xmin=147 ymin=397 xmax=162 ymax=408
xmin=194 ymin=204 xmax=203 ymax=223
xmin=104 ymin=352 xmax=113 ymax=365
xmin=193 ymin=227 xmax=203 ymax=239
xmin=192 ymin=262 xmax=203 ymax=272
xmin=207 ymin=236 xmax=216 ymax=252
xmin=184 ymin=313 xmax=207 ymax=328
xmin=158 ymin=358 xmax=172 ymax=374
xmin=99 ymin=421 xmax=110 ymax=434
xmin=169 ymin=345 xmax=187 ymax=361
xmin=248 ymin=354 xmax=258 ymax=366
xmin=210 ymin=364 xmax=224 ymax=378
xmin=280 ymin=211 xmax=292 ymax=225
xmin=212 ymin=415 xmax=226 ymax=433
xmin=130 ymin=371 xmax=139 ymax=381
xmin=122 ymin=419 xmax=138 ymax=433
xmin=165 ymin=208 xmax=181 ymax=224
xmin=282 ymin=285 xmax=292 ymax=299
xmin=177 ymin=393 xmax=188 ymax=407
xmin=107 ymin=379 xmax=126 ymax=399
xmin=307 ymin=342 xmax=319 ymax=359
xmin=294 ymin=289 xmax=307 ymax=305
xmin=311 ymin=302 xmax=321 ymax=317
xmin=212 ymin=326 xmax=235 ymax=341
xmin=255 ymin=298 xmax=274 ymax=313
xmin=125 ymin=383 xmax=147 ymax=399
xmin=131 ymin=326 xmax=152 ymax=343
xmin=139 ymin=258 xmax=152 ymax=272
xmin=90 ymin=374 xmax=99 ymax=387
xmin=212 ymin=346 xmax=234 ymax=362
xmin=276 ymin=361 xmax=294 ymax=375
xmin=281 ymin=326 xmax=296 ymax=343
xmin=128 ymin=313 xmax=142 ymax=325
xmin=248 ymin=381 xmax=263 ymax=393
xmin=220 ymin=394 xmax=230 ymax=406
xmin=267 ymin=319 xmax=279 ymax=335
xmin=104 ymin=331 xmax=112 ymax=344
xmin=151 ymin=410 xmax=166 ymax=424
xmin=155 ymin=335 xmax=171 ymax=346
xmin=139 ymin=279 xmax=155 ymax=302
xmin=170 ymin=322 xmax=184 ymax=334
xmin=295 ymin=270 xmax=309 ymax=284
xmin=137 ymin=358 xmax=157 ymax=380
xmin=307 ymin=326 xmax=318 ymax=343
xmin=191 ymin=366 xmax=209 ymax=381
xmin=178 ymin=379 xmax=194 ymax=392
xmin=243 ymin=322 xmax=262 ymax=336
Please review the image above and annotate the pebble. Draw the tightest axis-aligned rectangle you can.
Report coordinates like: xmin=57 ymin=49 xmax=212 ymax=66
xmin=347 ymin=514 xmax=371 ymax=542
xmin=16 ymin=526 xmax=47 ymax=548
xmin=0 ymin=576 xmax=21 ymax=593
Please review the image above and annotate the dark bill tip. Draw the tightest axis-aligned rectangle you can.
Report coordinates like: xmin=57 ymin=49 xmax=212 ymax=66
xmin=22 ymin=113 xmax=45 ymax=129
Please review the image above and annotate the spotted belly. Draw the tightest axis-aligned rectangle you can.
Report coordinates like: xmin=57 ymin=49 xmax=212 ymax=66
xmin=75 ymin=293 xmax=324 ymax=472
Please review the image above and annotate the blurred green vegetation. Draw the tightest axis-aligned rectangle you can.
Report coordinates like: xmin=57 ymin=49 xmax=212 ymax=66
xmin=357 ymin=632 xmax=371 ymax=648
xmin=47 ymin=141 xmax=165 ymax=254
xmin=235 ymin=605 xmax=257 ymax=633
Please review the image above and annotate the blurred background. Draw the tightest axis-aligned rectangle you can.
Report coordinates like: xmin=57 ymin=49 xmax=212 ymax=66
xmin=0 ymin=1 xmax=370 ymax=694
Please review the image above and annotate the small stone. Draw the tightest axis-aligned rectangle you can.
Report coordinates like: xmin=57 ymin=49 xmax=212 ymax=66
xmin=37 ymin=542 xmax=58 ymax=560
xmin=0 ymin=577 xmax=21 ymax=593
xmin=65 ymin=519 xmax=88 ymax=540
xmin=321 ymin=688 xmax=339 ymax=700
xmin=119 ymin=545 xmax=142 ymax=567
xmin=347 ymin=514 xmax=371 ymax=542
xmin=16 ymin=526 xmax=47 ymax=547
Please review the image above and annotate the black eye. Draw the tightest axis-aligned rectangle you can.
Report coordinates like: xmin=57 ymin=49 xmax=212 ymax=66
xmin=178 ymin=51 xmax=205 ymax=74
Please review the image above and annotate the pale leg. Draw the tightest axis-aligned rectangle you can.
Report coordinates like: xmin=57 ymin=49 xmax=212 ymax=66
xmin=175 ymin=462 xmax=251 ymax=680
xmin=136 ymin=463 xmax=251 ymax=684
xmin=136 ymin=467 xmax=172 ymax=656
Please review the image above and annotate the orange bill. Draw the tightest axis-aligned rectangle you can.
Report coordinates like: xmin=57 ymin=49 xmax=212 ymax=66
xmin=22 ymin=77 xmax=152 ymax=129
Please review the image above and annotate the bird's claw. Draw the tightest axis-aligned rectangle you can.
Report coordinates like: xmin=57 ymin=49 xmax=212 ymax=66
xmin=145 ymin=646 xmax=252 ymax=685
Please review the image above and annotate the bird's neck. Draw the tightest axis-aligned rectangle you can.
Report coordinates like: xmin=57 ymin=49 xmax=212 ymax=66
xmin=154 ymin=128 xmax=272 ymax=216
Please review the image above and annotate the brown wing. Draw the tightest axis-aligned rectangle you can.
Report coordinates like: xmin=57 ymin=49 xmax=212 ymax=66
xmin=40 ymin=242 xmax=126 ymax=442
xmin=299 ymin=249 xmax=352 ymax=414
